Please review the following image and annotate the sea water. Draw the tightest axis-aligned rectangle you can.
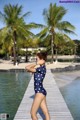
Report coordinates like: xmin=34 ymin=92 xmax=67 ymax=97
xmin=0 ymin=71 xmax=31 ymax=120
xmin=54 ymin=71 xmax=80 ymax=120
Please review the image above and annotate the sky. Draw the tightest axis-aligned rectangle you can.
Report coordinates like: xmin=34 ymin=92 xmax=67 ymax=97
xmin=0 ymin=0 xmax=80 ymax=40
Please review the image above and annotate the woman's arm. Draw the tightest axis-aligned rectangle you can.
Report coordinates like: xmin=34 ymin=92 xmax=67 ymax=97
xmin=25 ymin=60 xmax=45 ymax=73
xmin=25 ymin=63 xmax=37 ymax=73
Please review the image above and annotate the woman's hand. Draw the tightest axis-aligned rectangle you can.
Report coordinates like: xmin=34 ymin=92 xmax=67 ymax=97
xmin=25 ymin=63 xmax=36 ymax=73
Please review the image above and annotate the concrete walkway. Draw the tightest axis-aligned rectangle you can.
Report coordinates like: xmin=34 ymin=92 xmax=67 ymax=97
xmin=14 ymin=69 xmax=74 ymax=120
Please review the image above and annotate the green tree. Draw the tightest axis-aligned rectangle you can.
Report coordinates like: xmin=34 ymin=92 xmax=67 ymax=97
xmin=17 ymin=38 xmax=38 ymax=62
xmin=54 ymin=33 xmax=75 ymax=61
xmin=74 ymin=40 xmax=80 ymax=56
xmin=37 ymin=3 xmax=75 ymax=62
xmin=0 ymin=4 xmax=43 ymax=64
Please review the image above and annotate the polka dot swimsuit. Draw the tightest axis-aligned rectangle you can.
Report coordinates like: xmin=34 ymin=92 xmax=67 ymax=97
xmin=34 ymin=64 xmax=47 ymax=96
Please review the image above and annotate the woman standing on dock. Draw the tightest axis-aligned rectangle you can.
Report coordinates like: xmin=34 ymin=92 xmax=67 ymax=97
xmin=25 ymin=52 xmax=50 ymax=120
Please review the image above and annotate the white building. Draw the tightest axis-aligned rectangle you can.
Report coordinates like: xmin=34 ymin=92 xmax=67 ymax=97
xmin=21 ymin=47 xmax=46 ymax=52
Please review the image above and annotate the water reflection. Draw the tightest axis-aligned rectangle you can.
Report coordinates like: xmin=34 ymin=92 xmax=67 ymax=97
xmin=54 ymin=71 xmax=80 ymax=120
xmin=60 ymin=77 xmax=80 ymax=120
xmin=0 ymin=71 xmax=31 ymax=120
xmin=15 ymin=72 xmax=19 ymax=81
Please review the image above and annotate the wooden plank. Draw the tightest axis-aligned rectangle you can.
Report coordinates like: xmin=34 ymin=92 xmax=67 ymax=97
xmin=14 ymin=69 xmax=74 ymax=120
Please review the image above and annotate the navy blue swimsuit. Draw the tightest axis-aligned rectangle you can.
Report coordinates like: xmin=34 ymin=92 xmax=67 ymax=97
xmin=34 ymin=64 xmax=47 ymax=96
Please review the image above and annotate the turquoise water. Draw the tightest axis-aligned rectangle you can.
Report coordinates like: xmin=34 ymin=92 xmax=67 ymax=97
xmin=54 ymin=72 xmax=80 ymax=120
xmin=0 ymin=71 xmax=31 ymax=120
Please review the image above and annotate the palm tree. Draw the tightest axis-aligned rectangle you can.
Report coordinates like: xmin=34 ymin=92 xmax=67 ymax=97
xmin=54 ymin=33 xmax=75 ymax=62
xmin=0 ymin=4 xmax=43 ymax=65
xmin=37 ymin=3 xmax=75 ymax=63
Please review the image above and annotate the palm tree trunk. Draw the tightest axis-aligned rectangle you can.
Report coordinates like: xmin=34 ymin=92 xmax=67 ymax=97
xmin=13 ymin=31 xmax=17 ymax=65
xmin=55 ymin=48 xmax=58 ymax=62
xmin=51 ymin=34 xmax=54 ymax=63
xmin=25 ymin=47 xmax=28 ymax=62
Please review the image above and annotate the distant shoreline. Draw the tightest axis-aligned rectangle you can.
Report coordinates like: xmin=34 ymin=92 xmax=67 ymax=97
xmin=0 ymin=57 xmax=80 ymax=71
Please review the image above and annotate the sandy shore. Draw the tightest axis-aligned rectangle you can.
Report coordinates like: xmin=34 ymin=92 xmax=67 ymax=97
xmin=0 ymin=59 xmax=80 ymax=70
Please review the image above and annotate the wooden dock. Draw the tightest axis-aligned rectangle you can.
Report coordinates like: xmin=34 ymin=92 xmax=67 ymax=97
xmin=14 ymin=69 xmax=74 ymax=120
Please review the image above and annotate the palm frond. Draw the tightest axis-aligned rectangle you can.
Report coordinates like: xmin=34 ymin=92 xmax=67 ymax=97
xmin=57 ymin=21 xmax=76 ymax=36
xmin=36 ymin=27 xmax=48 ymax=38
xmin=26 ymin=22 xmax=45 ymax=29
xmin=57 ymin=21 xmax=75 ymax=30
xmin=0 ymin=12 xmax=7 ymax=24
xmin=43 ymin=8 xmax=49 ymax=25
xmin=54 ymin=6 xmax=67 ymax=24
xmin=21 ymin=12 xmax=31 ymax=18
xmin=63 ymin=29 xmax=76 ymax=35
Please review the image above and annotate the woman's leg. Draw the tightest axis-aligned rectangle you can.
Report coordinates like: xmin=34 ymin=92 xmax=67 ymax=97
xmin=40 ymin=97 xmax=50 ymax=120
xmin=30 ymin=93 xmax=45 ymax=120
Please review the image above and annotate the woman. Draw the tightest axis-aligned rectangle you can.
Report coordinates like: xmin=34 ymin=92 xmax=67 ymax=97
xmin=25 ymin=52 xmax=50 ymax=120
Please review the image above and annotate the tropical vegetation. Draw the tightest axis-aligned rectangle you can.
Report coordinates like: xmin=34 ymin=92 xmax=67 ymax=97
xmin=0 ymin=4 xmax=43 ymax=64
xmin=0 ymin=3 xmax=79 ymax=63
xmin=37 ymin=3 xmax=76 ymax=62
